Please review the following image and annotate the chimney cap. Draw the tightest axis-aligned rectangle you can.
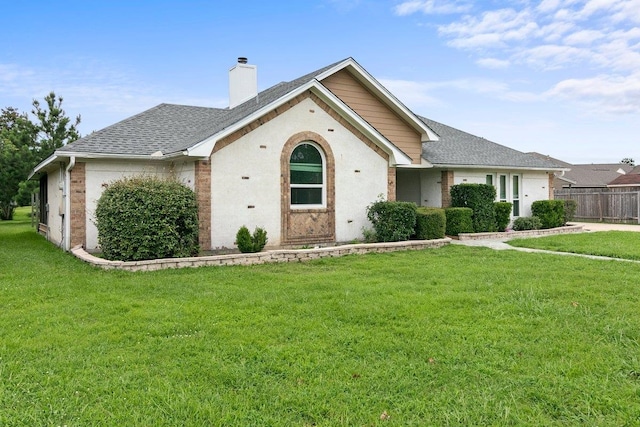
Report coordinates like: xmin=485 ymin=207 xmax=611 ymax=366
xmin=237 ymin=57 xmax=248 ymax=64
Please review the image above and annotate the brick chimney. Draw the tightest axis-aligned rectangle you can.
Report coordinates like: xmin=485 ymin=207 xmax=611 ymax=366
xmin=229 ymin=57 xmax=257 ymax=108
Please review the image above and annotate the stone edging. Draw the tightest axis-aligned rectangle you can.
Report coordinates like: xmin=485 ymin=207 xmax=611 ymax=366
xmin=71 ymin=238 xmax=452 ymax=272
xmin=457 ymin=225 xmax=583 ymax=241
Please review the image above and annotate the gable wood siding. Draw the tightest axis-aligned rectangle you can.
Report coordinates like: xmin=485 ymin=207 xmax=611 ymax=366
xmin=321 ymin=69 xmax=423 ymax=165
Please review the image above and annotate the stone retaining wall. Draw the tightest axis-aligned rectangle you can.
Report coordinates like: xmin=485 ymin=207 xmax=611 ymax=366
xmin=71 ymin=238 xmax=452 ymax=272
xmin=458 ymin=225 xmax=583 ymax=241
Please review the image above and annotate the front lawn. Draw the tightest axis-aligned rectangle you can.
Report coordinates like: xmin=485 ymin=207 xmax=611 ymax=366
xmin=1 ymin=209 xmax=640 ymax=425
xmin=509 ymin=231 xmax=640 ymax=260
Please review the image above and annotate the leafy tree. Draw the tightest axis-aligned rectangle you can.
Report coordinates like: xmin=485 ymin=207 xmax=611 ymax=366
xmin=32 ymin=91 xmax=81 ymax=159
xmin=0 ymin=108 xmax=38 ymax=220
xmin=0 ymin=92 xmax=81 ymax=220
xmin=620 ymin=157 xmax=635 ymax=166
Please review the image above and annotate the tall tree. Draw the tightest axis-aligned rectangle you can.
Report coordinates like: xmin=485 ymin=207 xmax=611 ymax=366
xmin=32 ymin=91 xmax=81 ymax=159
xmin=620 ymin=157 xmax=635 ymax=166
xmin=0 ymin=108 xmax=38 ymax=220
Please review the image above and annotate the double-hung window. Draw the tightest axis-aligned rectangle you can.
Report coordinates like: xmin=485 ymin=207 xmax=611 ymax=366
xmin=290 ymin=142 xmax=325 ymax=207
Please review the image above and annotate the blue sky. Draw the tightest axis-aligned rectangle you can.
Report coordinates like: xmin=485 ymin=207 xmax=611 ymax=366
xmin=2 ymin=0 xmax=639 ymax=164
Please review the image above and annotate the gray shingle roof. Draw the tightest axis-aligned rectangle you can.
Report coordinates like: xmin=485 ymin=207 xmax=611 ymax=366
xmin=419 ymin=116 xmax=561 ymax=169
xmin=59 ymin=60 xmax=344 ymax=156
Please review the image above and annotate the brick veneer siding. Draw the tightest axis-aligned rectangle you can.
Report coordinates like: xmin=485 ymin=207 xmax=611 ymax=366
xmin=69 ymin=162 xmax=86 ymax=248
xmin=280 ymin=131 xmax=336 ymax=245
xmin=387 ymin=167 xmax=396 ymax=201
xmin=441 ymin=170 xmax=454 ymax=207
xmin=194 ymin=160 xmax=212 ymax=250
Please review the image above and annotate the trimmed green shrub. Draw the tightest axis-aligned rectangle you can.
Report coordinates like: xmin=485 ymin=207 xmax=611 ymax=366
xmin=414 ymin=207 xmax=446 ymax=240
xmin=444 ymin=207 xmax=474 ymax=236
xmin=235 ymin=225 xmax=268 ymax=253
xmin=512 ymin=216 xmax=542 ymax=231
xmin=366 ymin=199 xmax=417 ymax=242
xmin=450 ymin=184 xmax=497 ymax=232
xmin=531 ymin=200 xmax=565 ymax=229
xmin=95 ymin=176 xmax=199 ymax=261
xmin=494 ymin=202 xmax=513 ymax=232
xmin=563 ymin=199 xmax=577 ymax=225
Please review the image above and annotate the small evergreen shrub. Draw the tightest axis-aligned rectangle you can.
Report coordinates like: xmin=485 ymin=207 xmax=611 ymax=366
xmin=414 ymin=207 xmax=446 ymax=240
xmin=450 ymin=184 xmax=497 ymax=232
xmin=366 ymin=199 xmax=417 ymax=242
xmin=512 ymin=216 xmax=542 ymax=231
xmin=95 ymin=176 xmax=199 ymax=261
xmin=361 ymin=227 xmax=377 ymax=243
xmin=444 ymin=207 xmax=474 ymax=236
xmin=531 ymin=200 xmax=565 ymax=229
xmin=235 ymin=225 xmax=268 ymax=253
xmin=494 ymin=202 xmax=513 ymax=232
xmin=563 ymin=199 xmax=577 ymax=225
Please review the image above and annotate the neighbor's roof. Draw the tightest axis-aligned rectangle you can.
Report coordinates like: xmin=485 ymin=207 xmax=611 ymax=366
xmin=608 ymin=165 xmax=640 ymax=186
xmin=562 ymin=164 xmax=631 ymax=187
xmin=419 ymin=117 xmax=563 ymax=170
xmin=57 ymin=61 xmax=343 ymax=157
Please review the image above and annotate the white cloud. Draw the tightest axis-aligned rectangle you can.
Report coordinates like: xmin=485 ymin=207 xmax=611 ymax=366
xmin=397 ymin=0 xmax=640 ymax=116
xmin=393 ymin=0 xmax=471 ymax=15
xmin=476 ymin=58 xmax=510 ymax=69
xmin=546 ymin=72 xmax=640 ymax=114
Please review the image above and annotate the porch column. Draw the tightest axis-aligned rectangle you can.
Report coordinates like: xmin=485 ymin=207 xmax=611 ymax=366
xmin=69 ymin=162 xmax=86 ymax=248
xmin=387 ymin=167 xmax=396 ymax=201
xmin=195 ymin=160 xmax=212 ymax=250
xmin=441 ymin=170 xmax=454 ymax=207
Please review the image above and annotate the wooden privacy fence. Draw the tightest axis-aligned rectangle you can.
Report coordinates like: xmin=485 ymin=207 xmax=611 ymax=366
xmin=555 ymin=189 xmax=640 ymax=224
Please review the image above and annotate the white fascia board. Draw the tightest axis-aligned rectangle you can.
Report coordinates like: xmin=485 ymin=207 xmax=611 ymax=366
xmin=432 ymin=164 xmax=568 ymax=172
xmin=186 ymin=80 xmax=413 ymax=165
xmin=29 ymin=153 xmax=59 ymax=178
xmin=315 ymin=58 xmax=439 ymax=142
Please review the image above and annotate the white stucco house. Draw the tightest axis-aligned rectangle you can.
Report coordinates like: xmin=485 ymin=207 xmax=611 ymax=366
xmin=31 ymin=57 xmax=564 ymax=252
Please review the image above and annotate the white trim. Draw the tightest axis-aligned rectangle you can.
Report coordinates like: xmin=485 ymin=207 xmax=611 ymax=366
xmin=432 ymin=163 xmax=566 ymax=172
xmin=188 ymin=80 xmax=414 ymax=166
xmin=315 ymin=58 xmax=440 ymax=142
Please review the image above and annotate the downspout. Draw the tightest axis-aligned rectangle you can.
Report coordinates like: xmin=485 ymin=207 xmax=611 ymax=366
xmin=64 ymin=156 xmax=76 ymax=251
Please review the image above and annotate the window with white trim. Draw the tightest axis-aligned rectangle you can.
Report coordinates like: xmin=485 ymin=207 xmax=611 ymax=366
xmin=290 ymin=142 xmax=325 ymax=207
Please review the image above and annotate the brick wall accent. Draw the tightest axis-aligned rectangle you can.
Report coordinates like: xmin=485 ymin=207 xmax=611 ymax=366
xmin=548 ymin=173 xmax=554 ymax=200
xmin=441 ymin=170 xmax=454 ymax=207
xmin=280 ymin=131 xmax=336 ymax=245
xmin=194 ymin=160 xmax=212 ymax=250
xmin=69 ymin=162 xmax=86 ymax=248
xmin=387 ymin=167 xmax=396 ymax=201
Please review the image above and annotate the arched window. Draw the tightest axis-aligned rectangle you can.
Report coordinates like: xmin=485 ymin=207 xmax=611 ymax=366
xmin=290 ymin=142 xmax=325 ymax=207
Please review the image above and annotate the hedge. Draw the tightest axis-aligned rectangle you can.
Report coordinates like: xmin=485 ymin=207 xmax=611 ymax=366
xmin=531 ymin=200 xmax=565 ymax=229
xmin=450 ymin=184 xmax=497 ymax=232
xmin=366 ymin=200 xmax=417 ymax=242
xmin=494 ymin=201 xmax=513 ymax=232
xmin=414 ymin=207 xmax=446 ymax=240
xmin=95 ymin=176 xmax=199 ymax=261
xmin=445 ymin=207 xmax=474 ymax=236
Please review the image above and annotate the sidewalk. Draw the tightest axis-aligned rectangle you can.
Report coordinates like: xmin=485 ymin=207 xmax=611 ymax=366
xmin=452 ymin=222 xmax=640 ymax=263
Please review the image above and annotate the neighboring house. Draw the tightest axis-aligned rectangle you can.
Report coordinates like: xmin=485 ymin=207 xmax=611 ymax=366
xmin=529 ymin=153 xmax=632 ymax=191
xmin=32 ymin=57 xmax=563 ymax=252
xmin=607 ymin=165 xmax=640 ymax=190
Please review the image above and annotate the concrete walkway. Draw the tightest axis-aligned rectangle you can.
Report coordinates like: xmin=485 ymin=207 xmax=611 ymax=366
xmin=452 ymin=222 xmax=640 ymax=263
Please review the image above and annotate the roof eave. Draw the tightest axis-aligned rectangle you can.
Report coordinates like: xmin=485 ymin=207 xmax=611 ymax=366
xmin=428 ymin=163 xmax=566 ymax=172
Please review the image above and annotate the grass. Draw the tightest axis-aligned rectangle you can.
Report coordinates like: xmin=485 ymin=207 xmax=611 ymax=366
xmin=509 ymin=231 xmax=640 ymax=260
xmin=1 ymin=207 xmax=640 ymax=425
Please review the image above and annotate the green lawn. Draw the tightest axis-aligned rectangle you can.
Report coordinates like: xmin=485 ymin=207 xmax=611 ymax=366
xmin=509 ymin=231 xmax=640 ymax=260
xmin=1 ymin=208 xmax=640 ymax=425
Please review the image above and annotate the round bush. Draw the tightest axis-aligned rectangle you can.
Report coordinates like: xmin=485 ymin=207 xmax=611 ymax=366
xmin=95 ymin=176 xmax=199 ymax=261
